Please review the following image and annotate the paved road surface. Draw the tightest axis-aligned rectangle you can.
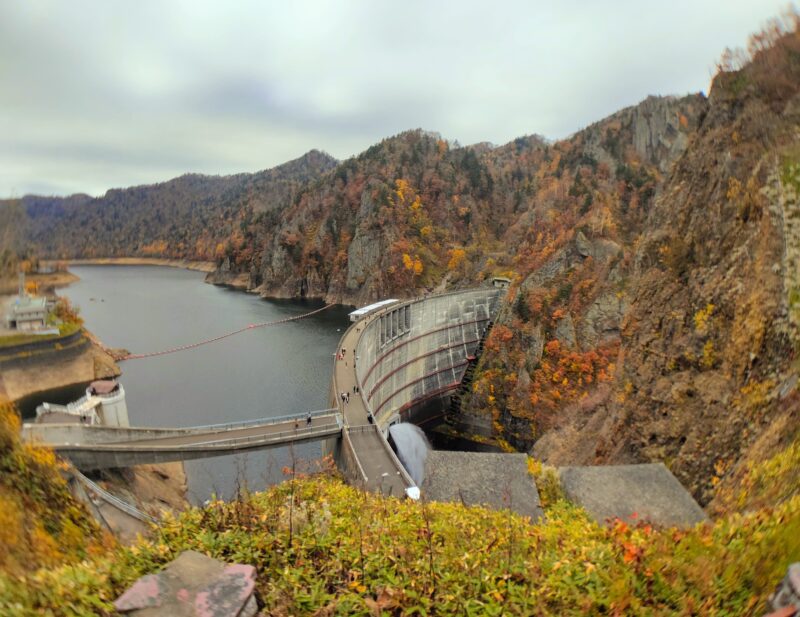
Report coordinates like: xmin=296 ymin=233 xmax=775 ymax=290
xmin=333 ymin=317 xmax=411 ymax=496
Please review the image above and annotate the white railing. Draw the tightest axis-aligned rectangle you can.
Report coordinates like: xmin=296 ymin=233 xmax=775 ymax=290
xmin=184 ymin=422 xmax=342 ymax=449
xmin=344 ymin=424 xmax=416 ymax=489
xmin=342 ymin=428 xmax=369 ymax=483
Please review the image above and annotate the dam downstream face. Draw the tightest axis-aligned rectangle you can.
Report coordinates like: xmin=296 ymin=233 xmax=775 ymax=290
xmin=63 ymin=265 xmax=351 ymax=504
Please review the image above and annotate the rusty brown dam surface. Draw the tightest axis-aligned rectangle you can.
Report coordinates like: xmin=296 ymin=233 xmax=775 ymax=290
xmin=62 ymin=265 xmax=352 ymax=504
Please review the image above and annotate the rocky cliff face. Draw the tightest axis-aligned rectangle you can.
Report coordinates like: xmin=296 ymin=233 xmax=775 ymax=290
xmin=213 ymin=96 xmax=702 ymax=307
xmin=582 ymin=95 xmax=701 ymax=173
xmin=477 ymin=30 xmax=800 ymax=507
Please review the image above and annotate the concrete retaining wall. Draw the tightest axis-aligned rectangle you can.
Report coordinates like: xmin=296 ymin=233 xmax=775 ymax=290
xmin=0 ymin=330 xmax=89 ymax=371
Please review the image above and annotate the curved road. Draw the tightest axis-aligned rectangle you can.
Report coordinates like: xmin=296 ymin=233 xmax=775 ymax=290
xmin=334 ymin=315 xmax=412 ymax=497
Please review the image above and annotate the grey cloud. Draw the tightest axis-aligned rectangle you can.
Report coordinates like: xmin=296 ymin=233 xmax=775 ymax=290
xmin=0 ymin=0 xmax=787 ymax=196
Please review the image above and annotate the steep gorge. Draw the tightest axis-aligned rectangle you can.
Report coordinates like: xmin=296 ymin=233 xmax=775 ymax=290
xmin=469 ymin=28 xmax=800 ymax=507
xmin=4 ymin=26 xmax=799 ymax=513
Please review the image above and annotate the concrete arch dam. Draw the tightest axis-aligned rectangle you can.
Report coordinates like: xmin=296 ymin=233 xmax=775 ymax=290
xmin=333 ymin=287 xmax=503 ymax=496
xmin=23 ymin=287 xmax=503 ymax=498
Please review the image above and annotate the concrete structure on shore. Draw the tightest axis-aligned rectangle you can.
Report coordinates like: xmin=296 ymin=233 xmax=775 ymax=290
xmin=332 ymin=287 xmax=503 ymax=498
xmin=6 ymin=295 xmax=47 ymax=331
xmin=36 ymin=379 xmax=130 ymax=427
xmin=558 ymin=464 xmax=708 ymax=527
xmin=422 ymin=451 xmax=544 ymax=520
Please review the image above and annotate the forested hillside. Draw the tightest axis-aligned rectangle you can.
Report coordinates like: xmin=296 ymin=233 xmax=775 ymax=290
xmin=213 ymin=96 xmax=703 ymax=302
xmin=4 ymin=18 xmax=798 ymax=513
xmin=2 ymin=149 xmax=336 ymax=262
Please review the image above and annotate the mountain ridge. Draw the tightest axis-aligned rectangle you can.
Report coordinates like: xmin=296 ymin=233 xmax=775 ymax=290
xmin=2 ymin=28 xmax=798 ymax=512
xmin=2 ymin=149 xmax=338 ymax=263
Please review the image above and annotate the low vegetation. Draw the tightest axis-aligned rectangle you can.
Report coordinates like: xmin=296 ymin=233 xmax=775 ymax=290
xmin=0 ymin=468 xmax=797 ymax=616
xmin=0 ymin=404 xmax=108 ymax=577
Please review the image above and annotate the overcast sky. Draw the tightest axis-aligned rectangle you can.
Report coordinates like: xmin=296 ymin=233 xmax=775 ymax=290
xmin=0 ymin=1 xmax=787 ymax=197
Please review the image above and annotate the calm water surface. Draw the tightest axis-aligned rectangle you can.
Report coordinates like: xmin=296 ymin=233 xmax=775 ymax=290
xmin=63 ymin=265 xmax=351 ymax=503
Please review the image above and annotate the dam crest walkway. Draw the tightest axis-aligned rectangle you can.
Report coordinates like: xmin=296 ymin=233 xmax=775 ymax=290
xmin=23 ymin=410 xmax=342 ymax=470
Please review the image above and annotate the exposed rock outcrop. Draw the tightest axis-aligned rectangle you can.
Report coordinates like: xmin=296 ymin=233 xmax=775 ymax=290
xmin=521 ymin=34 xmax=800 ymax=505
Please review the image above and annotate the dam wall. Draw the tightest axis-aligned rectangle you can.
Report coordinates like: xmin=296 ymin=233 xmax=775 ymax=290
xmin=354 ymin=288 xmax=502 ymax=427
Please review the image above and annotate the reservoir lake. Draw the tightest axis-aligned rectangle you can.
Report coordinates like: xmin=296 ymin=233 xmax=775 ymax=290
xmin=63 ymin=265 xmax=351 ymax=504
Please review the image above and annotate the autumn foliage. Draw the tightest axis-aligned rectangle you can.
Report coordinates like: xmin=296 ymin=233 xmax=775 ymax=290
xmin=0 ymin=404 xmax=107 ymax=576
xmin=1 ymin=473 xmax=797 ymax=615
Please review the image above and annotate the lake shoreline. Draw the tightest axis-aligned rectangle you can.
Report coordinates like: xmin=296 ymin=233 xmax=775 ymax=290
xmin=61 ymin=264 xmax=351 ymax=502
xmin=12 ymin=265 xmax=191 ymax=520
xmin=0 ymin=270 xmax=120 ymax=405
xmin=0 ymin=269 xmax=79 ymax=295
xmin=60 ymin=257 xmax=215 ymax=273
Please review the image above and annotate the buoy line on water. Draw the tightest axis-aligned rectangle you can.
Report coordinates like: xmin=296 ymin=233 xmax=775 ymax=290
xmin=121 ymin=303 xmax=336 ymax=360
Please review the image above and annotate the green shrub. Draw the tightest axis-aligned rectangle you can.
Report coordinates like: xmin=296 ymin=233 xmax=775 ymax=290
xmin=1 ymin=473 xmax=797 ymax=616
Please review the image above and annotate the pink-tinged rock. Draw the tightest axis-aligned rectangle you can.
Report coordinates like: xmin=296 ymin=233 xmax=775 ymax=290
xmin=113 ymin=574 xmax=162 ymax=611
xmin=194 ymin=564 xmax=256 ymax=617
xmin=113 ymin=551 xmax=257 ymax=616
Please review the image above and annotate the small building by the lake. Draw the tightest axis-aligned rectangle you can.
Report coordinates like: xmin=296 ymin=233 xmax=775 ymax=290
xmin=5 ymin=295 xmax=48 ymax=331
xmin=4 ymin=272 xmax=49 ymax=332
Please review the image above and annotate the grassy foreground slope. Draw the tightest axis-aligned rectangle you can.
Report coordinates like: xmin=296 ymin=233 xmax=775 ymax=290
xmin=0 ymin=457 xmax=798 ymax=615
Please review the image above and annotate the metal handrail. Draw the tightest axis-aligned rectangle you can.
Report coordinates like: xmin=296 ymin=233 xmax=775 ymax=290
xmin=346 ymin=423 xmax=377 ymax=434
xmin=191 ymin=408 xmax=338 ymax=431
xmin=342 ymin=428 xmax=369 ymax=483
xmin=331 ymin=316 xmax=359 ymax=428
xmin=344 ymin=424 xmax=416 ymax=489
xmin=57 ymin=422 xmax=343 ymax=451
xmin=73 ymin=469 xmax=157 ymax=523
xmin=186 ymin=422 xmax=342 ymax=448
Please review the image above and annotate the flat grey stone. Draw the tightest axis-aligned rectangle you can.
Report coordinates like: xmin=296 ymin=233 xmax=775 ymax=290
xmin=114 ymin=550 xmax=257 ymax=616
xmin=558 ymin=463 xmax=708 ymax=527
xmin=422 ymin=451 xmax=544 ymax=521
